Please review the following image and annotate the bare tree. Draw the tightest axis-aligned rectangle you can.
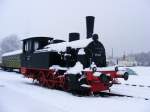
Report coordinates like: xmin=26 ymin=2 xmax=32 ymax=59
xmin=0 ymin=34 xmax=21 ymax=54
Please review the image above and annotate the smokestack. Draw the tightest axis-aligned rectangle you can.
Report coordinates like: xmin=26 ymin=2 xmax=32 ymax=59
xmin=86 ymin=16 xmax=95 ymax=38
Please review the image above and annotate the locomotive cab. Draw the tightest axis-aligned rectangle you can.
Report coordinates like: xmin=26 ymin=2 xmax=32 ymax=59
xmin=23 ymin=37 xmax=53 ymax=54
xmin=21 ymin=37 xmax=53 ymax=68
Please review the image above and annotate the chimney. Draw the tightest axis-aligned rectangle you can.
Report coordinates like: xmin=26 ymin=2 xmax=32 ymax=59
xmin=86 ymin=16 xmax=95 ymax=38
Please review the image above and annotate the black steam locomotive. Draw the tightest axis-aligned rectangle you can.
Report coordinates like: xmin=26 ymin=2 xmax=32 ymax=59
xmin=1 ymin=16 xmax=128 ymax=95
xmin=21 ymin=16 xmax=106 ymax=69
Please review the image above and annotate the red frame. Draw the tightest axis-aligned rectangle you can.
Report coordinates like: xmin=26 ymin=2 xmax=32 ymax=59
xmin=21 ymin=67 xmax=125 ymax=93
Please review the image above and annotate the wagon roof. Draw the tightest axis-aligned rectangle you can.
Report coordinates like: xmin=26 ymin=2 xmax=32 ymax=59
xmin=2 ymin=49 xmax=22 ymax=57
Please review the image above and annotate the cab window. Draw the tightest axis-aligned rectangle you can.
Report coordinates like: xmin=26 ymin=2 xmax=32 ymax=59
xmin=34 ymin=41 xmax=39 ymax=50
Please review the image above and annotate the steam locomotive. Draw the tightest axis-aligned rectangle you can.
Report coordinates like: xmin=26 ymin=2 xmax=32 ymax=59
xmin=1 ymin=16 xmax=128 ymax=95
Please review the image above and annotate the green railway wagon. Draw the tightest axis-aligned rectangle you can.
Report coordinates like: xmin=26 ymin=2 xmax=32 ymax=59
xmin=1 ymin=50 xmax=22 ymax=71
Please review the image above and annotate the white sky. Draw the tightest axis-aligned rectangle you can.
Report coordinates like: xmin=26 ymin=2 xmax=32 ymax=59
xmin=0 ymin=0 xmax=150 ymax=56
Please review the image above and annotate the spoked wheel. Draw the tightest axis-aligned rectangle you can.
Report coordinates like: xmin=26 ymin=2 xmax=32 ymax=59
xmin=38 ymin=71 xmax=47 ymax=86
xmin=64 ymin=75 xmax=72 ymax=92
xmin=47 ymin=71 xmax=55 ymax=88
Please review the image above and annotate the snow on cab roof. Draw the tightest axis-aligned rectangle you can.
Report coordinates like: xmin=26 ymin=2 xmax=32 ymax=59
xmin=2 ymin=49 xmax=22 ymax=57
xmin=21 ymin=36 xmax=53 ymax=41
xmin=37 ymin=38 xmax=93 ymax=53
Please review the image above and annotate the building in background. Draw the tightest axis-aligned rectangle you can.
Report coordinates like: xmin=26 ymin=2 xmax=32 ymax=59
xmin=117 ymin=55 xmax=138 ymax=67
xmin=107 ymin=54 xmax=138 ymax=67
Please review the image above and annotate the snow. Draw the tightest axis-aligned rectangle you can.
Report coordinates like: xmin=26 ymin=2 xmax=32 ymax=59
xmin=93 ymin=72 xmax=102 ymax=77
xmin=66 ymin=62 xmax=83 ymax=74
xmin=0 ymin=67 xmax=150 ymax=112
xmin=2 ymin=49 xmax=22 ymax=57
xmin=78 ymin=49 xmax=85 ymax=55
xmin=21 ymin=36 xmax=53 ymax=41
xmin=111 ymin=67 xmax=150 ymax=99
xmin=39 ymin=38 xmax=93 ymax=52
xmin=80 ymin=84 xmax=91 ymax=88
xmin=118 ymin=67 xmax=150 ymax=85
xmin=49 ymin=65 xmax=68 ymax=71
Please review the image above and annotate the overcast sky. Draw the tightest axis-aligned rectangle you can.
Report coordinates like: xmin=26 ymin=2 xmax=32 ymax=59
xmin=0 ymin=0 xmax=150 ymax=56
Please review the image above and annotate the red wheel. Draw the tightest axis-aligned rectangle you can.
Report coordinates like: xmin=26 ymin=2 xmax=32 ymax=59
xmin=38 ymin=71 xmax=47 ymax=86
xmin=47 ymin=71 xmax=55 ymax=88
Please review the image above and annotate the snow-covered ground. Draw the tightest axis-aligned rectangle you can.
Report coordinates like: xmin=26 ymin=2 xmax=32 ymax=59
xmin=0 ymin=67 xmax=150 ymax=112
xmin=111 ymin=67 xmax=150 ymax=100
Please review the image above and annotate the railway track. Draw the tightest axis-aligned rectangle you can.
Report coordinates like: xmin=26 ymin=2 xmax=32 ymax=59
xmin=118 ymin=83 xmax=150 ymax=88
xmin=98 ymin=92 xmax=150 ymax=101
xmin=106 ymin=82 xmax=150 ymax=101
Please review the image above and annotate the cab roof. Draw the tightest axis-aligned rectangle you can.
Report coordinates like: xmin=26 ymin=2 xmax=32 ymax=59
xmin=22 ymin=37 xmax=53 ymax=41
